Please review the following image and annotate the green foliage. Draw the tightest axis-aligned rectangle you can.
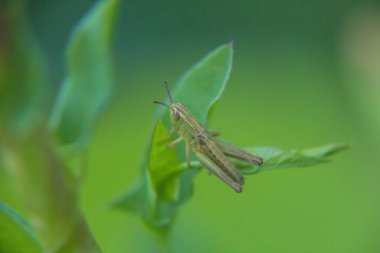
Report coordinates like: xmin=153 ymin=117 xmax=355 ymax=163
xmin=0 ymin=201 xmax=41 ymax=253
xmin=176 ymin=144 xmax=349 ymax=175
xmin=237 ymin=143 xmax=350 ymax=174
xmin=0 ymin=0 xmax=120 ymax=252
xmin=4 ymin=129 xmax=102 ymax=253
xmin=158 ymin=43 xmax=233 ymax=126
xmin=0 ymin=1 xmax=349 ymax=251
xmin=0 ymin=0 xmax=48 ymax=134
xmin=49 ymin=0 xmax=120 ymax=148
xmin=114 ymin=44 xmax=233 ymax=235
xmin=149 ymin=120 xmax=181 ymax=201
xmin=113 ymin=121 xmax=198 ymax=233
xmin=114 ymin=43 xmax=348 ymax=243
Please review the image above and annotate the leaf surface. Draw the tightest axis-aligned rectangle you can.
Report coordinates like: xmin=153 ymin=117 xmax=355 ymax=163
xmin=49 ymin=0 xmax=120 ymax=147
xmin=0 ymin=201 xmax=41 ymax=253
xmin=115 ymin=44 xmax=233 ymax=232
xmin=235 ymin=143 xmax=349 ymax=174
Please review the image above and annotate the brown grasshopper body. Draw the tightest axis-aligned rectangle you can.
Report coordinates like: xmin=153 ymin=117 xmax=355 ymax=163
xmin=154 ymin=82 xmax=263 ymax=193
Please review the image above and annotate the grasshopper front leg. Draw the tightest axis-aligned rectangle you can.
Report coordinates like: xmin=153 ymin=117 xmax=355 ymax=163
xmin=185 ymin=140 xmax=192 ymax=168
xmin=168 ymin=136 xmax=192 ymax=168
xmin=167 ymin=137 xmax=183 ymax=148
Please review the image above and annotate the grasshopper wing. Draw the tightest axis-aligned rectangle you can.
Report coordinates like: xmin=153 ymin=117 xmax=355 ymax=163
xmin=213 ymin=139 xmax=263 ymax=165
xmin=195 ymin=152 xmax=243 ymax=193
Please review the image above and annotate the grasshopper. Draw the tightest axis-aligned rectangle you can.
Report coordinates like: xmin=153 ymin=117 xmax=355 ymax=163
xmin=154 ymin=81 xmax=263 ymax=193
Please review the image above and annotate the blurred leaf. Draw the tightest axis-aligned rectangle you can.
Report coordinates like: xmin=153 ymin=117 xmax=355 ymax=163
xmin=0 ymin=0 xmax=48 ymax=134
xmin=3 ymin=128 xmax=101 ymax=253
xmin=0 ymin=201 xmax=41 ymax=253
xmin=236 ymin=143 xmax=349 ymax=174
xmin=49 ymin=0 xmax=120 ymax=147
xmin=115 ymin=44 xmax=233 ymax=234
xmin=113 ymin=180 xmax=145 ymax=214
xmin=0 ymin=0 xmax=122 ymax=252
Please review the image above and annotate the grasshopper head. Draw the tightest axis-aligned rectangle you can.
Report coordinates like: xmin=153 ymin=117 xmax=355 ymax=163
xmin=153 ymin=81 xmax=182 ymax=122
xmin=170 ymin=103 xmax=186 ymax=122
xmin=153 ymin=81 xmax=192 ymax=125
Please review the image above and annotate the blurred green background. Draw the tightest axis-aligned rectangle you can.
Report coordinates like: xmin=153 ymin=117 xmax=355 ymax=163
xmin=2 ymin=0 xmax=380 ymax=252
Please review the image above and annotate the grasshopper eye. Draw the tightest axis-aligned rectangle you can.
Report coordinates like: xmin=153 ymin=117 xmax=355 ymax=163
xmin=172 ymin=109 xmax=180 ymax=121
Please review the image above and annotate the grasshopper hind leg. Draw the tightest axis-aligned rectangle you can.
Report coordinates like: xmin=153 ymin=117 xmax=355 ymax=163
xmin=195 ymin=152 xmax=243 ymax=193
xmin=214 ymin=139 xmax=263 ymax=165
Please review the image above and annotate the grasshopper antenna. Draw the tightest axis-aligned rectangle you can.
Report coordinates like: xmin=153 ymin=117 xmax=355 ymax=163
xmin=153 ymin=100 xmax=169 ymax=107
xmin=164 ymin=80 xmax=174 ymax=103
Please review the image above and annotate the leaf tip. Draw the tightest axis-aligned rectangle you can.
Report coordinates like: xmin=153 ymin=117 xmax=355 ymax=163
xmin=226 ymin=40 xmax=234 ymax=48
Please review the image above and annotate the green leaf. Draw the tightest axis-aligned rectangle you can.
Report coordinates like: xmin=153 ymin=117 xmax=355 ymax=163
xmin=113 ymin=121 xmax=198 ymax=232
xmin=148 ymin=121 xmax=181 ymax=201
xmin=49 ymin=0 xmax=120 ymax=147
xmin=3 ymin=128 xmax=101 ymax=253
xmin=158 ymin=42 xmax=233 ymax=126
xmin=1 ymin=0 xmax=121 ymax=251
xmin=0 ymin=0 xmax=48 ymax=134
xmin=0 ymin=201 xmax=41 ymax=253
xmin=115 ymin=43 xmax=233 ymax=233
xmin=236 ymin=143 xmax=349 ymax=174
xmin=114 ymin=41 xmax=349 ymax=248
